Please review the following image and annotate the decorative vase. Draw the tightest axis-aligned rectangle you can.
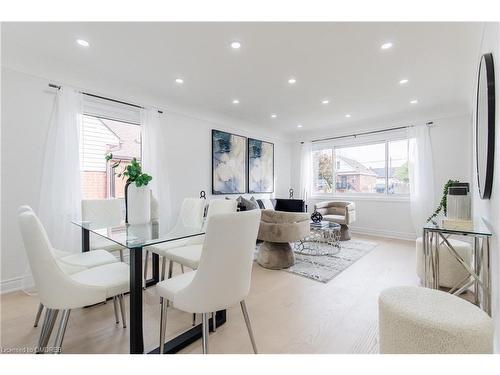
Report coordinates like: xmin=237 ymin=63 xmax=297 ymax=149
xmin=125 ymin=183 xmax=151 ymax=225
xmin=311 ymin=208 xmax=323 ymax=223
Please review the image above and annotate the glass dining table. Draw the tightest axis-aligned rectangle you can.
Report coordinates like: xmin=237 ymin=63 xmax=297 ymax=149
xmin=71 ymin=219 xmax=225 ymax=354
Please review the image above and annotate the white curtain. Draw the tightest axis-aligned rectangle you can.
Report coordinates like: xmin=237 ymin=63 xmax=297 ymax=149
xmin=141 ymin=108 xmax=171 ymax=232
xmin=38 ymin=87 xmax=83 ymax=253
xmin=299 ymin=141 xmax=312 ymax=204
xmin=408 ymin=124 xmax=435 ymax=235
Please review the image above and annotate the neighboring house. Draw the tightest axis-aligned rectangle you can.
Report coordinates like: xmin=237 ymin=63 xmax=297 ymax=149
xmin=81 ymin=115 xmax=141 ymax=199
xmin=334 ymin=155 xmax=378 ymax=193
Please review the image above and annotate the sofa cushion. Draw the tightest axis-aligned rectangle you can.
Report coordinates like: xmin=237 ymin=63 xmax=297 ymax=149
xmin=257 ymin=198 xmax=275 ymax=210
xmin=236 ymin=196 xmax=259 ymax=211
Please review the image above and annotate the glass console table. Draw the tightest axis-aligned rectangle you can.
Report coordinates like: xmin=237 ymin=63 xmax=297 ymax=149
xmin=72 ymin=220 xmax=224 ymax=354
xmin=423 ymin=218 xmax=492 ymax=315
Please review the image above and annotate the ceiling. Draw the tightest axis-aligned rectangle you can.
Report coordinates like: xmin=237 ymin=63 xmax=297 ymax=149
xmin=1 ymin=22 xmax=483 ymax=136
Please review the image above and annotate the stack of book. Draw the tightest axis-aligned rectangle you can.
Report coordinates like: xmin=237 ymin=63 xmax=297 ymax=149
xmin=310 ymin=221 xmax=329 ymax=229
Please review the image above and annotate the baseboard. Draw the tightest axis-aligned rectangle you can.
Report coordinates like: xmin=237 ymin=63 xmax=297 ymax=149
xmin=0 ymin=276 xmax=29 ymax=295
xmin=350 ymin=226 xmax=416 ymax=241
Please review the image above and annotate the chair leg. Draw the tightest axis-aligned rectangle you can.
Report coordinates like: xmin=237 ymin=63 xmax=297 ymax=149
xmin=202 ymin=313 xmax=209 ymax=354
xmin=212 ymin=312 xmax=216 ymax=332
xmin=192 ymin=313 xmax=196 ymax=326
xmin=118 ymin=294 xmax=127 ymax=328
xmin=34 ymin=303 xmax=44 ymax=327
xmin=38 ymin=309 xmax=59 ymax=353
xmin=113 ymin=296 xmax=120 ymax=324
xmin=240 ymin=300 xmax=258 ymax=354
xmin=143 ymin=250 xmax=149 ymax=288
xmin=37 ymin=308 xmax=52 ymax=351
xmin=119 ymin=249 xmax=124 ymax=262
xmin=159 ymin=297 xmax=168 ymax=354
xmin=181 ymin=264 xmax=185 ymax=273
xmin=53 ymin=309 xmax=71 ymax=354
xmin=161 ymin=256 xmax=167 ymax=281
xmin=168 ymin=260 xmax=173 ymax=279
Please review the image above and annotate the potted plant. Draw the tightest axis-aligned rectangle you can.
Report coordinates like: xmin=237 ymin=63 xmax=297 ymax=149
xmin=106 ymin=154 xmax=153 ymax=224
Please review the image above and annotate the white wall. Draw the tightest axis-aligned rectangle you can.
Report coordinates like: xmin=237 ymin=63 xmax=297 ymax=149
xmin=471 ymin=22 xmax=500 ymax=351
xmin=0 ymin=67 xmax=292 ymax=293
xmin=290 ymin=113 xmax=472 ymax=240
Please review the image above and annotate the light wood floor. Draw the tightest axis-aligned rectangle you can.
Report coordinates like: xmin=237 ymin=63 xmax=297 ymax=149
xmin=0 ymin=235 xmax=419 ymax=354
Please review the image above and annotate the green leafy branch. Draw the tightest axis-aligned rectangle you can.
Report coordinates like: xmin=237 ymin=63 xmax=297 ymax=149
xmin=105 ymin=153 xmax=153 ymax=187
xmin=426 ymin=179 xmax=459 ymax=222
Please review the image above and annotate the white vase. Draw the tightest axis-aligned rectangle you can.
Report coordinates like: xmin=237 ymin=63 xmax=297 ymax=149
xmin=127 ymin=184 xmax=151 ymax=225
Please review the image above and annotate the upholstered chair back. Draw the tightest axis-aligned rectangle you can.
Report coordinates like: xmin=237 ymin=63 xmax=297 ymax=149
xmin=173 ymin=210 xmax=261 ymax=313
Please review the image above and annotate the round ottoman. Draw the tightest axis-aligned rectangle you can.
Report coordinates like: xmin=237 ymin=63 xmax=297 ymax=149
xmin=378 ymin=286 xmax=492 ymax=353
xmin=416 ymin=237 xmax=471 ymax=288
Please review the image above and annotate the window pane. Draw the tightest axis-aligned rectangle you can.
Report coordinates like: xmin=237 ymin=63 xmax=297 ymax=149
xmin=334 ymin=143 xmax=386 ymax=194
xmin=388 ymin=139 xmax=409 ymax=195
xmin=312 ymin=149 xmax=334 ymax=194
xmin=81 ymin=115 xmax=141 ymax=199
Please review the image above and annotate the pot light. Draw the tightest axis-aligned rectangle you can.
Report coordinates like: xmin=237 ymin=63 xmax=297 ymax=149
xmin=297 ymin=124 xmax=303 ymax=128
xmin=345 ymin=114 xmax=351 ymax=118
xmin=230 ymin=41 xmax=241 ymax=49
xmin=410 ymin=99 xmax=418 ymax=104
xmin=399 ymin=79 xmax=409 ymax=84
xmin=321 ymin=99 xmax=330 ymax=104
xmin=175 ymin=78 xmax=184 ymax=84
xmin=232 ymin=99 xmax=240 ymax=104
xmin=288 ymin=78 xmax=297 ymax=85
xmin=76 ymin=39 xmax=90 ymax=47
xmin=270 ymin=114 xmax=277 ymax=118
xmin=380 ymin=42 xmax=393 ymax=50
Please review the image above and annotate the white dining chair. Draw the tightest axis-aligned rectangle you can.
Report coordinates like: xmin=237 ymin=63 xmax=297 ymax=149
xmin=144 ymin=198 xmax=206 ymax=284
xmin=161 ymin=199 xmax=237 ymax=279
xmin=18 ymin=209 xmax=130 ymax=354
xmin=82 ymin=199 xmax=126 ymax=261
xmin=156 ymin=210 xmax=261 ymax=354
xmin=18 ymin=206 xmax=120 ymax=328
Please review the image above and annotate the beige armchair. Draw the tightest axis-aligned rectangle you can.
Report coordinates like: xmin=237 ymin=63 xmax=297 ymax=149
xmin=257 ymin=209 xmax=310 ymax=269
xmin=314 ymin=201 xmax=356 ymax=240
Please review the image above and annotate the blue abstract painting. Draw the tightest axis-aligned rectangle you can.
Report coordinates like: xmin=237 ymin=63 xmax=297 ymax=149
xmin=248 ymin=138 xmax=274 ymax=193
xmin=212 ymin=130 xmax=247 ymax=194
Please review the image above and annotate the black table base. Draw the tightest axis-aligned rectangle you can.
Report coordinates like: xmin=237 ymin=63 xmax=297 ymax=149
xmin=81 ymin=228 xmax=227 ymax=354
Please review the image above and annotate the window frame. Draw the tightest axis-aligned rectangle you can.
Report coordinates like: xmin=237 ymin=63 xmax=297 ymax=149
xmin=310 ymin=135 xmax=410 ymax=201
xmin=80 ymin=110 xmax=142 ymax=200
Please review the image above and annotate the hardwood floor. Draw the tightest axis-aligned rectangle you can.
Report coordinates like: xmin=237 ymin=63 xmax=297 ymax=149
xmin=0 ymin=235 xmax=418 ymax=354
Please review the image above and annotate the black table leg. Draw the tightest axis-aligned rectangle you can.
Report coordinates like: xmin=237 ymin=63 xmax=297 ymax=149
xmin=129 ymin=247 xmax=144 ymax=354
xmin=82 ymin=228 xmax=90 ymax=252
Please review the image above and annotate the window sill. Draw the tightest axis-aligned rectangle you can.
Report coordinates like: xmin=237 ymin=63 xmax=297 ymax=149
xmin=309 ymin=194 xmax=410 ymax=203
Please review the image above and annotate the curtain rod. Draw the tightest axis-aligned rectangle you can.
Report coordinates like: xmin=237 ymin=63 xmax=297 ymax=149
xmin=310 ymin=122 xmax=434 ymax=143
xmin=48 ymin=83 xmax=163 ymax=114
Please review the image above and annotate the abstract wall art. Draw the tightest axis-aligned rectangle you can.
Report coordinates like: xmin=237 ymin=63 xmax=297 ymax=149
xmin=212 ymin=129 xmax=247 ymax=194
xmin=248 ymin=138 xmax=274 ymax=193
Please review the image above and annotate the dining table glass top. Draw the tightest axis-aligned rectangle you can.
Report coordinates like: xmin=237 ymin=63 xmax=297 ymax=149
xmin=72 ymin=220 xmax=205 ymax=248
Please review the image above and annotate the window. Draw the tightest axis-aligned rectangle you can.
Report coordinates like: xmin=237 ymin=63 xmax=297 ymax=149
xmin=311 ymin=137 xmax=409 ymax=197
xmin=80 ymin=115 xmax=141 ymax=199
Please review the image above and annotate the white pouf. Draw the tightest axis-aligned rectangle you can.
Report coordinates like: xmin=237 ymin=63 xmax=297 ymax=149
xmin=378 ymin=286 xmax=492 ymax=354
xmin=416 ymin=237 xmax=471 ymax=288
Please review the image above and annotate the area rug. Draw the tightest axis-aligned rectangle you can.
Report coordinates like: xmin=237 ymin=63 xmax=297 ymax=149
xmin=256 ymin=240 xmax=378 ymax=283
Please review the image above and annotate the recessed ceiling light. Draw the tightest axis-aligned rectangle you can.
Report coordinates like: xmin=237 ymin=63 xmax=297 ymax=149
xmin=410 ymin=99 xmax=418 ymax=104
xmin=399 ymin=79 xmax=409 ymax=84
xmin=321 ymin=99 xmax=330 ymax=104
xmin=175 ymin=78 xmax=184 ymax=84
xmin=76 ymin=39 xmax=90 ymax=47
xmin=345 ymin=114 xmax=351 ymax=118
xmin=297 ymin=124 xmax=303 ymax=128
xmin=230 ymin=41 xmax=241 ymax=49
xmin=270 ymin=114 xmax=277 ymax=118
xmin=232 ymin=99 xmax=240 ymax=104
xmin=288 ymin=78 xmax=297 ymax=85
xmin=380 ymin=42 xmax=393 ymax=50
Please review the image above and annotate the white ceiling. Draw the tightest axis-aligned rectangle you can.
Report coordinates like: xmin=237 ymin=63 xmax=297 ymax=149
xmin=1 ymin=22 xmax=483 ymax=136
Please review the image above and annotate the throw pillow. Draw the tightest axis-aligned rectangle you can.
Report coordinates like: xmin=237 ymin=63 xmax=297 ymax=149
xmin=259 ymin=198 xmax=275 ymax=210
xmin=237 ymin=196 xmax=259 ymax=211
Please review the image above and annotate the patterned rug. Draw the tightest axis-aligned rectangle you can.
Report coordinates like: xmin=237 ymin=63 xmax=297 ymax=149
xmin=256 ymin=240 xmax=378 ymax=283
